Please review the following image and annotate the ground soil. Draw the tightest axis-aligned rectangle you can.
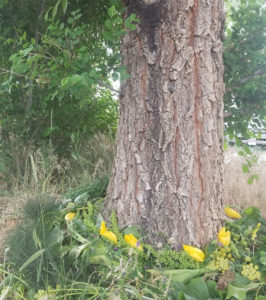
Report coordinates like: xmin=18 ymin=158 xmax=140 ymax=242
xmin=0 ymin=195 xmax=28 ymax=261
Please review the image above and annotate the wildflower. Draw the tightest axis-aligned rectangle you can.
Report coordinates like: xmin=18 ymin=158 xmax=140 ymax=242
xmin=218 ymin=227 xmax=230 ymax=247
xmin=124 ymin=234 xmax=143 ymax=251
xmin=224 ymin=207 xmax=242 ymax=219
xmin=245 ymin=256 xmax=251 ymax=263
xmin=65 ymin=212 xmax=76 ymax=221
xmin=100 ymin=221 xmax=117 ymax=244
xmin=183 ymin=245 xmax=205 ymax=262
xmin=241 ymin=263 xmax=261 ymax=281
xmin=251 ymin=223 xmax=261 ymax=240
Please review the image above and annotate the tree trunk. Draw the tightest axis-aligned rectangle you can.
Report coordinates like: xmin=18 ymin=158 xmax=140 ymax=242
xmin=105 ymin=0 xmax=225 ymax=247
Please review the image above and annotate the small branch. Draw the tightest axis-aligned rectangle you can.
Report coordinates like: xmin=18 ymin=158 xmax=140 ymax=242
xmin=97 ymin=79 xmax=119 ymax=94
xmin=224 ymin=111 xmax=233 ymax=118
xmin=226 ymin=69 xmax=264 ymax=93
xmin=0 ymin=67 xmax=29 ymax=79
xmin=240 ymin=69 xmax=263 ymax=84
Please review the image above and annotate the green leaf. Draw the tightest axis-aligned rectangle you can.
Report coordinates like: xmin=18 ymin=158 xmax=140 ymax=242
xmin=147 ymin=269 xmax=210 ymax=284
xmin=88 ymin=255 xmax=112 ymax=268
xmin=103 ymin=31 xmax=113 ymax=41
xmin=243 ymin=144 xmax=251 ymax=155
xmin=238 ymin=151 xmax=245 ymax=156
xmin=206 ymin=280 xmax=219 ymax=298
xmin=44 ymin=8 xmax=51 ymax=21
xmin=184 ymin=294 xmax=197 ymax=300
xmin=69 ymin=242 xmax=90 ymax=259
xmin=46 ymin=226 xmax=64 ymax=246
xmin=185 ymin=277 xmax=210 ymax=300
xmin=242 ymin=164 xmax=249 ymax=173
xmin=233 ymin=273 xmax=251 ymax=286
xmin=105 ymin=19 xmax=112 ymax=29
xmin=19 ymin=249 xmax=45 ymax=272
xmin=62 ymin=0 xmax=68 ymax=14
xmin=260 ymin=256 xmax=266 ymax=266
xmin=108 ymin=5 xmax=117 ymax=18
xmin=226 ymin=285 xmax=247 ymax=300
xmin=52 ymin=0 xmax=60 ymax=20
xmin=236 ymin=137 xmax=242 ymax=147
xmin=226 ymin=283 xmax=261 ymax=300
xmin=247 ymin=176 xmax=253 ymax=185
xmin=67 ymin=223 xmax=88 ymax=243
xmin=256 ymin=296 xmax=266 ymax=300
xmin=244 ymin=206 xmax=261 ymax=218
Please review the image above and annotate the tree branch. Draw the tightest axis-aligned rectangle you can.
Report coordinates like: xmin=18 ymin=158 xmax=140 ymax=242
xmin=226 ymin=69 xmax=264 ymax=93
xmin=97 ymin=79 xmax=119 ymax=94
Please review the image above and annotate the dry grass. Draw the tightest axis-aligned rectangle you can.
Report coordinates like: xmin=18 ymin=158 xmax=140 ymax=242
xmin=224 ymin=147 xmax=266 ymax=215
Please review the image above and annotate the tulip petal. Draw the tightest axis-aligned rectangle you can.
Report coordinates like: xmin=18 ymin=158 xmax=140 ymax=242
xmin=183 ymin=245 xmax=205 ymax=262
xmin=124 ymin=234 xmax=143 ymax=251
xmin=218 ymin=227 xmax=230 ymax=246
xmin=102 ymin=230 xmax=118 ymax=244
xmin=65 ymin=212 xmax=76 ymax=221
xmin=251 ymin=223 xmax=261 ymax=240
xmin=100 ymin=221 xmax=107 ymax=235
xmin=100 ymin=221 xmax=117 ymax=244
xmin=224 ymin=207 xmax=242 ymax=219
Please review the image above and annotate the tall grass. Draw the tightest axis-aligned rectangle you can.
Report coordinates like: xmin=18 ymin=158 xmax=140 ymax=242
xmin=224 ymin=146 xmax=266 ymax=215
xmin=0 ymin=133 xmax=115 ymax=195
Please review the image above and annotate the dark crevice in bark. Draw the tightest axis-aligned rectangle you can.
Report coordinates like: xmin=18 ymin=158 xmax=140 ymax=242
xmin=127 ymin=0 xmax=164 ymax=51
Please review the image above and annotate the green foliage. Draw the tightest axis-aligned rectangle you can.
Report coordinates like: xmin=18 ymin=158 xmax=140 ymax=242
xmin=0 ymin=0 xmax=120 ymax=190
xmin=64 ymin=176 xmax=109 ymax=203
xmin=2 ymin=190 xmax=265 ymax=299
xmin=224 ymin=0 xmax=266 ymax=138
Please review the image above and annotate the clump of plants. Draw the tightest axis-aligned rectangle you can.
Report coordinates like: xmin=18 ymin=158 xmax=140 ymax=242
xmin=0 ymin=186 xmax=265 ymax=299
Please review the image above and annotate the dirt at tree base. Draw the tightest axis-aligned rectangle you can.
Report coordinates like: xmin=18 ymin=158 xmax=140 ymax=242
xmin=0 ymin=195 xmax=28 ymax=261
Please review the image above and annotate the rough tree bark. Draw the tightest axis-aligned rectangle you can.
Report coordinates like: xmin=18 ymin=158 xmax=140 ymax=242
xmin=105 ymin=0 xmax=225 ymax=247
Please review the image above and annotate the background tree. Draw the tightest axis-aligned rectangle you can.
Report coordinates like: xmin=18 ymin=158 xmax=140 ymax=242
xmin=0 ymin=0 xmax=123 ymax=183
xmin=105 ymin=0 xmax=225 ymax=247
xmin=224 ymin=0 xmax=266 ymax=139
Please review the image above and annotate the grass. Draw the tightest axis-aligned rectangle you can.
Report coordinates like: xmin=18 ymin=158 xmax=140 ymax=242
xmin=224 ymin=146 xmax=266 ymax=215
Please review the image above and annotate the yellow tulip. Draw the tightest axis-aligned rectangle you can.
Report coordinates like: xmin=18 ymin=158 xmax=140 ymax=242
xmin=218 ymin=227 xmax=231 ymax=246
xmin=101 ymin=230 xmax=118 ymax=244
xmin=100 ymin=221 xmax=107 ymax=235
xmin=183 ymin=245 xmax=205 ymax=262
xmin=224 ymin=207 xmax=242 ymax=219
xmin=65 ymin=212 xmax=76 ymax=221
xmin=251 ymin=223 xmax=261 ymax=240
xmin=100 ymin=221 xmax=117 ymax=244
xmin=124 ymin=234 xmax=143 ymax=251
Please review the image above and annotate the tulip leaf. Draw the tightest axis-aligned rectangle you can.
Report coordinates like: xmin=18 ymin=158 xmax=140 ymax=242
xmin=69 ymin=242 xmax=90 ymax=259
xmin=88 ymin=255 xmax=112 ymax=268
xmin=19 ymin=249 xmax=45 ymax=272
xmin=147 ymin=268 xmax=210 ymax=284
